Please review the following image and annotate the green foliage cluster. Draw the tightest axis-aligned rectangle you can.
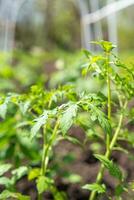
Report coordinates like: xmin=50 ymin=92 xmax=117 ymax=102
xmin=0 ymin=41 xmax=133 ymax=200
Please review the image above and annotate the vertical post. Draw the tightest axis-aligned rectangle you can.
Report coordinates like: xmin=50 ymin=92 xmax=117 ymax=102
xmin=89 ymin=0 xmax=103 ymax=41
xmin=0 ymin=0 xmax=26 ymax=52
xmin=77 ymin=0 xmax=92 ymax=50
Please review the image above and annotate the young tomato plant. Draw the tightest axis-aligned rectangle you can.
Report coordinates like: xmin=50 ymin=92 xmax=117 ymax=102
xmin=26 ymin=86 xmax=112 ymax=200
xmin=81 ymin=40 xmax=134 ymax=200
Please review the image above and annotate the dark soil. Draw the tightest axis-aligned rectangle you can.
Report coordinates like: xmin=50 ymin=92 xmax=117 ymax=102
xmin=10 ymin=126 xmax=134 ymax=200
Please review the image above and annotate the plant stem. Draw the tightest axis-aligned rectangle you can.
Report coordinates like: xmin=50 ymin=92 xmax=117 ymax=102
xmin=109 ymin=101 xmax=127 ymax=150
xmin=38 ymin=194 xmax=42 ymax=200
xmin=89 ymin=101 xmax=127 ymax=200
xmin=106 ymin=52 xmax=111 ymax=150
xmin=38 ymin=120 xmax=59 ymax=200
xmin=41 ymin=120 xmax=59 ymax=176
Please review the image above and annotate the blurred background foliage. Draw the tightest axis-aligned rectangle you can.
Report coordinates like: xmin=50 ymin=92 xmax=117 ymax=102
xmin=0 ymin=0 xmax=132 ymax=94
xmin=16 ymin=0 xmax=81 ymax=51
xmin=14 ymin=0 xmax=134 ymax=52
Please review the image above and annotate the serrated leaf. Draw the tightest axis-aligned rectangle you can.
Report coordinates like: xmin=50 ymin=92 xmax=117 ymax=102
xmin=37 ymin=176 xmax=54 ymax=194
xmin=98 ymin=113 xmax=111 ymax=135
xmin=94 ymin=154 xmax=122 ymax=180
xmin=28 ymin=168 xmax=40 ymax=180
xmin=60 ymin=103 xmax=78 ymax=135
xmin=82 ymin=183 xmax=106 ymax=194
xmin=31 ymin=111 xmax=49 ymax=139
xmin=0 ymin=163 xmax=12 ymax=176
xmin=19 ymin=101 xmax=30 ymax=115
xmin=79 ymin=95 xmax=111 ymax=134
xmin=89 ymin=104 xmax=112 ymax=135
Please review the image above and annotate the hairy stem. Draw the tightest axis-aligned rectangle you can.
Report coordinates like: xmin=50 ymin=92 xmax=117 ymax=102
xmin=106 ymin=52 xmax=111 ymax=150
xmin=89 ymin=101 xmax=127 ymax=200
xmin=38 ymin=120 xmax=59 ymax=200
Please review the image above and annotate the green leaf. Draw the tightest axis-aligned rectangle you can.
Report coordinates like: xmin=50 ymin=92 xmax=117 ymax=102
xmin=0 ymin=96 xmax=11 ymax=119
xmin=19 ymin=101 xmax=30 ymax=115
xmin=113 ymin=146 xmax=128 ymax=154
xmin=54 ymin=191 xmax=67 ymax=200
xmin=82 ymin=183 xmax=106 ymax=194
xmin=66 ymin=174 xmax=82 ymax=183
xmin=94 ymin=154 xmax=122 ymax=180
xmin=114 ymin=56 xmax=134 ymax=78
xmin=31 ymin=111 xmax=49 ymax=139
xmin=0 ymin=190 xmax=30 ymax=200
xmin=0 ymin=103 xmax=7 ymax=119
xmin=64 ymin=136 xmax=82 ymax=146
xmin=62 ymin=154 xmax=75 ymax=164
xmin=129 ymin=181 xmax=134 ymax=191
xmin=16 ymin=193 xmax=30 ymax=200
xmin=37 ymin=176 xmax=54 ymax=194
xmin=79 ymin=95 xmax=111 ymax=134
xmin=0 ymin=190 xmax=15 ymax=199
xmin=0 ymin=177 xmax=11 ymax=187
xmin=82 ymin=49 xmax=92 ymax=58
xmin=12 ymin=166 xmax=28 ymax=181
xmin=0 ymin=163 xmax=12 ymax=176
xmin=28 ymin=168 xmax=40 ymax=180
xmin=82 ymin=66 xmax=89 ymax=76
xmin=91 ymin=40 xmax=116 ymax=52
xmin=115 ymin=184 xmax=126 ymax=196
xmin=89 ymin=104 xmax=112 ymax=135
xmin=60 ymin=103 xmax=78 ymax=135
